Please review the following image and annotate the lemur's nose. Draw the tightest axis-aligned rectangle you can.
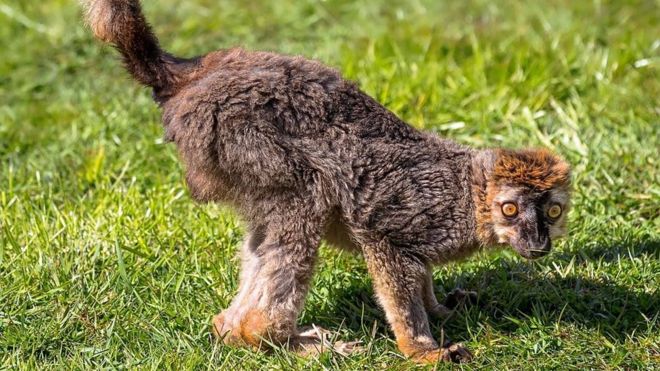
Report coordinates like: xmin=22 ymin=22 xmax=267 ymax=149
xmin=528 ymin=236 xmax=551 ymax=257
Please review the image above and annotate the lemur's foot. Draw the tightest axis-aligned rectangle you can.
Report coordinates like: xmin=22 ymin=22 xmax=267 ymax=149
xmin=412 ymin=342 xmax=473 ymax=364
xmin=212 ymin=312 xmax=242 ymax=345
xmin=444 ymin=288 xmax=478 ymax=310
xmin=211 ymin=309 xmax=271 ymax=348
xmin=294 ymin=325 xmax=364 ymax=356
xmin=428 ymin=289 xmax=477 ymax=319
xmin=427 ymin=303 xmax=453 ymax=318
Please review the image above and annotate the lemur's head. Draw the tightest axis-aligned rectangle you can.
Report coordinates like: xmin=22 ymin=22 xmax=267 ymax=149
xmin=474 ymin=149 xmax=571 ymax=259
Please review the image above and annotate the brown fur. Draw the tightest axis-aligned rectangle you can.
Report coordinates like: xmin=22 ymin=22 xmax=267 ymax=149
xmin=83 ymin=1 xmax=572 ymax=364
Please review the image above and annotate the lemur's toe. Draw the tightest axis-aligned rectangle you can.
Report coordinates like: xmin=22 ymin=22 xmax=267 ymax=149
xmin=295 ymin=325 xmax=364 ymax=356
xmin=211 ymin=313 xmax=239 ymax=344
xmin=413 ymin=342 xmax=473 ymax=364
xmin=442 ymin=342 xmax=473 ymax=363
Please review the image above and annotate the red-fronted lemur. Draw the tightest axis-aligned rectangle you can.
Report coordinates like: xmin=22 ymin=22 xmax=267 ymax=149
xmin=82 ymin=0 xmax=571 ymax=363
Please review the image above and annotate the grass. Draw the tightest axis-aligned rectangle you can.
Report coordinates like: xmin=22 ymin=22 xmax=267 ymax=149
xmin=1 ymin=0 xmax=658 ymax=369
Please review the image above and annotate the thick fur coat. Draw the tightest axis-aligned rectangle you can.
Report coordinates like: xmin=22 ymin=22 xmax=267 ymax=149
xmin=82 ymin=0 xmax=571 ymax=363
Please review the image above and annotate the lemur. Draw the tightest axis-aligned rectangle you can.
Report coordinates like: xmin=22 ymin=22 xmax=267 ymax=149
xmin=82 ymin=0 xmax=571 ymax=364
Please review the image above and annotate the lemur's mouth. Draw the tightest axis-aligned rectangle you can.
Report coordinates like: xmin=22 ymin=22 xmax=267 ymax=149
xmin=524 ymin=249 xmax=550 ymax=259
xmin=511 ymin=238 xmax=551 ymax=260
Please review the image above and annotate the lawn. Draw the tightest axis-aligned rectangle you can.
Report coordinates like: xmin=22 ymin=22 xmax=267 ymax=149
xmin=1 ymin=0 xmax=658 ymax=369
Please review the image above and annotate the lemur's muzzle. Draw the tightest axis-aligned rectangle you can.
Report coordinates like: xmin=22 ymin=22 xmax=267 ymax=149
xmin=512 ymin=220 xmax=552 ymax=259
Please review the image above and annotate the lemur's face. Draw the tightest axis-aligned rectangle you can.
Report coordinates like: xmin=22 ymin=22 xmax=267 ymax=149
xmin=491 ymin=185 xmax=570 ymax=259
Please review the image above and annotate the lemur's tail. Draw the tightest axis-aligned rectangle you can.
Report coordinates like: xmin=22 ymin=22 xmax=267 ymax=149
xmin=82 ymin=0 xmax=177 ymax=90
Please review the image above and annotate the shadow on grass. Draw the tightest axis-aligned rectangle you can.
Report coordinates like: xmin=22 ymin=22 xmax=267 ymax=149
xmin=567 ymin=238 xmax=660 ymax=263
xmin=305 ymin=239 xmax=659 ymax=343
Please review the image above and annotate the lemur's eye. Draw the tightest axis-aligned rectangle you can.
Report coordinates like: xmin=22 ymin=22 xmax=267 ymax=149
xmin=547 ymin=204 xmax=562 ymax=219
xmin=501 ymin=202 xmax=518 ymax=217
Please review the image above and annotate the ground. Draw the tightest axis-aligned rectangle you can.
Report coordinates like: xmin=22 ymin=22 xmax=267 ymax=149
xmin=0 ymin=0 xmax=658 ymax=369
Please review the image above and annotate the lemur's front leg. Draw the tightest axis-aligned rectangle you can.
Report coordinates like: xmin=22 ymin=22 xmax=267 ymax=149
xmin=422 ymin=268 xmax=452 ymax=319
xmin=363 ymin=242 xmax=472 ymax=364
xmin=423 ymin=268 xmax=478 ymax=320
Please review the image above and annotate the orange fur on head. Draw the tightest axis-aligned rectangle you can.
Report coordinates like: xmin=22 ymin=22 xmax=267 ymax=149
xmin=493 ymin=149 xmax=571 ymax=190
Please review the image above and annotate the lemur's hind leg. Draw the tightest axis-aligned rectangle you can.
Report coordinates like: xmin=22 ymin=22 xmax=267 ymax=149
xmin=212 ymin=208 xmax=323 ymax=349
xmin=212 ymin=225 xmax=266 ymax=345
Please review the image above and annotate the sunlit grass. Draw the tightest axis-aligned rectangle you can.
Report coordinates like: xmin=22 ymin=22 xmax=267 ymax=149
xmin=1 ymin=0 xmax=658 ymax=369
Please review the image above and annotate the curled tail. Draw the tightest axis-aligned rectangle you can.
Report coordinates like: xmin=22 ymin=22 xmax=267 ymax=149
xmin=82 ymin=0 xmax=177 ymax=90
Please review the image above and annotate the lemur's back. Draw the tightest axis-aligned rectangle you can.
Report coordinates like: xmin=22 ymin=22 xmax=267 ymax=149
xmin=161 ymin=48 xmax=463 ymax=226
xmin=82 ymin=0 xmax=475 ymax=241
xmin=163 ymin=47 xmax=424 ymax=140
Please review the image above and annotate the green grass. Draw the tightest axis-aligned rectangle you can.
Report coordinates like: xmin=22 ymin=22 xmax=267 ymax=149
xmin=1 ymin=0 xmax=658 ymax=369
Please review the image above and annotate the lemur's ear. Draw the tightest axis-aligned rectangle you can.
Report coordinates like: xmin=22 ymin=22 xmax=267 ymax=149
xmin=493 ymin=148 xmax=571 ymax=190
